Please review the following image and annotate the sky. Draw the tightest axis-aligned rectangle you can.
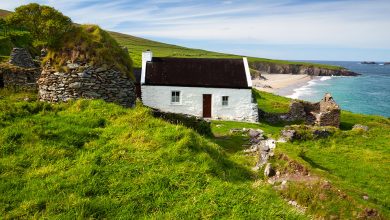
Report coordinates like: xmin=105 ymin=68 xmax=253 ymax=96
xmin=1 ymin=0 xmax=390 ymax=61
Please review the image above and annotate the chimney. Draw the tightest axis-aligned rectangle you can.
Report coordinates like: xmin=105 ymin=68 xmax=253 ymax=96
xmin=141 ymin=50 xmax=153 ymax=84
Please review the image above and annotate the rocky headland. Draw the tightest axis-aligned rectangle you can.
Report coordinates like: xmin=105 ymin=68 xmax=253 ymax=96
xmin=250 ymin=62 xmax=359 ymax=76
xmin=361 ymin=61 xmax=377 ymax=65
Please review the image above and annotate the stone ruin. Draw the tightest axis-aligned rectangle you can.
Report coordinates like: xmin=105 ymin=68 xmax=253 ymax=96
xmin=285 ymin=93 xmax=341 ymax=127
xmin=259 ymin=93 xmax=341 ymax=128
xmin=0 ymin=48 xmax=40 ymax=90
xmin=38 ymin=63 xmax=136 ymax=107
xmin=9 ymin=48 xmax=36 ymax=68
xmin=313 ymin=93 xmax=341 ymax=127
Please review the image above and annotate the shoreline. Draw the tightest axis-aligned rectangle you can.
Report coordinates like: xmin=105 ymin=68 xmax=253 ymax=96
xmin=253 ymin=74 xmax=314 ymax=97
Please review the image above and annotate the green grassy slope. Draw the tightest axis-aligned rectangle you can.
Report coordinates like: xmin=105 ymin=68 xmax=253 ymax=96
xmin=0 ymin=89 xmax=305 ymax=219
xmin=213 ymin=90 xmax=390 ymax=218
xmin=0 ymin=9 xmax=11 ymax=18
xmin=109 ymin=31 xmax=344 ymax=70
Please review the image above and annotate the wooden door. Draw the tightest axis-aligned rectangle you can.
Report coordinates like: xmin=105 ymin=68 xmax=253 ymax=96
xmin=203 ymin=94 xmax=212 ymax=118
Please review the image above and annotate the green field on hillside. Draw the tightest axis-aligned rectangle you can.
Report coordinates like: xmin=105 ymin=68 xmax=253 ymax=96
xmin=110 ymin=31 xmax=344 ymax=70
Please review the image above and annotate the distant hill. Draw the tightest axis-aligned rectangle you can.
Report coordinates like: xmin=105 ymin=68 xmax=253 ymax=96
xmin=0 ymin=9 xmax=11 ymax=18
xmin=109 ymin=31 xmax=344 ymax=70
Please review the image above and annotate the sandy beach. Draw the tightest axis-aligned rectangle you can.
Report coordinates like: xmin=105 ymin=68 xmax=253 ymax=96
xmin=253 ymin=74 xmax=313 ymax=94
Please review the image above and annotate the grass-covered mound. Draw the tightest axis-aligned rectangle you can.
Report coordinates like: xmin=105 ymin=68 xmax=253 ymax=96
xmin=0 ymin=89 xmax=303 ymax=219
xmin=43 ymin=25 xmax=133 ymax=78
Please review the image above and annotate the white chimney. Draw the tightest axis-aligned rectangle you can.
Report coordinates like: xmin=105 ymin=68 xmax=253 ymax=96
xmin=141 ymin=50 xmax=153 ymax=84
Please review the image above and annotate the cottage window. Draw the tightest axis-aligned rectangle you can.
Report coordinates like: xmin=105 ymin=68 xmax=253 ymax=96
xmin=222 ymin=96 xmax=229 ymax=106
xmin=171 ymin=91 xmax=181 ymax=103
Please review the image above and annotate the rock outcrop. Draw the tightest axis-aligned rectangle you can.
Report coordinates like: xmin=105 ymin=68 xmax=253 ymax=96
xmin=250 ymin=62 xmax=359 ymax=76
xmin=361 ymin=61 xmax=376 ymax=65
xmin=38 ymin=64 xmax=136 ymax=107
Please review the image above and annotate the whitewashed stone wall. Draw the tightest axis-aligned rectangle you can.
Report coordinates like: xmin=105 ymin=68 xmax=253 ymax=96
xmin=142 ymin=85 xmax=258 ymax=122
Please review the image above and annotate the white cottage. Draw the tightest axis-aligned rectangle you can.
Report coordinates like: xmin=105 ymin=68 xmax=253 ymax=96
xmin=140 ymin=50 xmax=258 ymax=122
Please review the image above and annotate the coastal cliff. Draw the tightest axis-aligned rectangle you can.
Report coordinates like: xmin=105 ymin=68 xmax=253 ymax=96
xmin=250 ymin=62 xmax=359 ymax=76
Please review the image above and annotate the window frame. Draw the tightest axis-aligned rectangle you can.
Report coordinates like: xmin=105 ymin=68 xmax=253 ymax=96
xmin=222 ymin=96 xmax=229 ymax=106
xmin=171 ymin=90 xmax=181 ymax=104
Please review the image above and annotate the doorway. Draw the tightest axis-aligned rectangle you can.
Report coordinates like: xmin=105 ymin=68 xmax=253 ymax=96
xmin=202 ymin=94 xmax=212 ymax=118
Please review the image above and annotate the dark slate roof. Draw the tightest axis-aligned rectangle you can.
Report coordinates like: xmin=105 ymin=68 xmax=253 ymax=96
xmin=133 ymin=68 xmax=142 ymax=84
xmin=145 ymin=57 xmax=250 ymax=89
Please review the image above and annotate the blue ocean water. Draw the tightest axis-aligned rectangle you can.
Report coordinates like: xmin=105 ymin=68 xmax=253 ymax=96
xmin=282 ymin=61 xmax=390 ymax=117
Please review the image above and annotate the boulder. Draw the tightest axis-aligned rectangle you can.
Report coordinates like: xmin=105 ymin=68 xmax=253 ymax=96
xmin=312 ymin=128 xmax=331 ymax=138
xmin=281 ymin=129 xmax=297 ymax=141
xmin=264 ymin=163 xmax=275 ymax=177
xmin=352 ymin=124 xmax=369 ymax=131
xmin=249 ymin=129 xmax=263 ymax=138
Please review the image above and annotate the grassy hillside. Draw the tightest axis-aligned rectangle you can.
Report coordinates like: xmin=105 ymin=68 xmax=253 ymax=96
xmin=109 ymin=31 xmax=344 ymax=70
xmin=1 ymin=88 xmax=388 ymax=219
xmin=0 ymin=89 xmax=305 ymax=219
xmin=211 ymin=90 xmax=390 ymax=219
xmin=0 ymin=9 xmax=11 ymax=18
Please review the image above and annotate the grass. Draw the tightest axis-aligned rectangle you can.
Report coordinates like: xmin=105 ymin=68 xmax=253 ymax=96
xmin=278 ymin=111 xmax=390 ymax=218
xmin=0 ymin=89 xmax=305 ymax=219
xmin=210 ymin=89 xmax=390 ymax=219
xmin=109 ymin=31 xmax=344 ymax=70
xmin=0 ymin=88 xmax=389 ymax=219
xmin=254 ymin=89 xmax=291 ymax=114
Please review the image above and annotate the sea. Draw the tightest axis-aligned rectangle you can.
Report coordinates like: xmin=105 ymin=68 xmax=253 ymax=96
xmin=278 ymin=61 xmax=390 ymax=117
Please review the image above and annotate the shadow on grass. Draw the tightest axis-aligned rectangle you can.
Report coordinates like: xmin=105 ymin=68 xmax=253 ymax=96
xmin=210 ymin=135 xmax=249 ymax=154
xmin=339 ymin=121 xmax=354 ymax=131
xmin=300 ymin=154 xmax=330 ymax=172
xmin=186 ymin=135 xmax=255 ymax=183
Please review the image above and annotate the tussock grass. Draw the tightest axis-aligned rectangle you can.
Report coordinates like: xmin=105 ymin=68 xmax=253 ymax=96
xmin=0 ymin=89 xmax=304 ymax=219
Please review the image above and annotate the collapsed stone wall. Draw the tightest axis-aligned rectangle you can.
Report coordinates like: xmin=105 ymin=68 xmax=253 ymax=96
xmin=38 ymin=65 xmax=136 ymax=107
xmin=259 ymin=93 xmax=341 ymax=127
xmin=0 ymin=65 xmax=40 ymax=90
xmin=289 ymin=93 xmax=340 ymax=127
xmin=0 ymin=47 xmax=40 ymax=90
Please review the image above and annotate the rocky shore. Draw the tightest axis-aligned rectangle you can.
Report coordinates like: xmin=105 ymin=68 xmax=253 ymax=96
xmin=250 ymin=62 xmax=359 ymax=76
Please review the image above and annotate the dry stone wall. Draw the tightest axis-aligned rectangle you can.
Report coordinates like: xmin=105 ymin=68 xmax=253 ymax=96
xmin=38 ymin=66 xmax=136 ymax=107
xmin=0 ymin=65 xmax=40 ymax=90
xmin=9 ymin=48 xmax=36 ymax=68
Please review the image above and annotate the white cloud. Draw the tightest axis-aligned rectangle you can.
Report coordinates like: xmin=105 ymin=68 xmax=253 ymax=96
xmin=1 ymin=0 xmax=390 ymax=51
